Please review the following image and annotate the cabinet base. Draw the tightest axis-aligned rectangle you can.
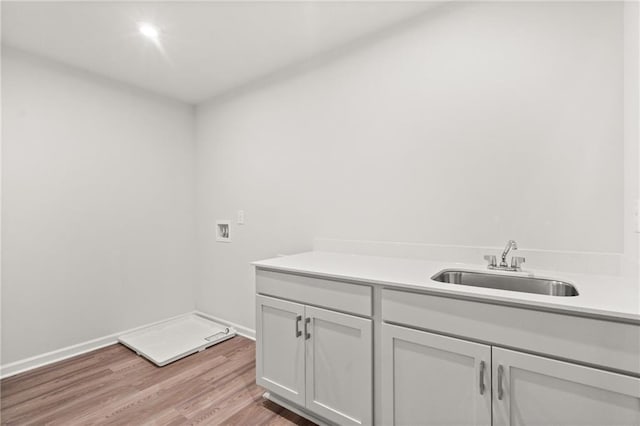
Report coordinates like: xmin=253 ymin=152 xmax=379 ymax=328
xmin=262 ymin=391 xmax=331 ymax=426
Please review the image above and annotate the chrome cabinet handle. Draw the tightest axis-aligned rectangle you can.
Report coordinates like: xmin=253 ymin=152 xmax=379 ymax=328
xmin=295 ymin=315 xmax=302 ymax=337
xmin=497 ymin=365 xmax=504 ymax=400
xmin=305 ymin=317 xmax=311 ymax=340
xmin=479 ymin=361 xmax=486 ymax=395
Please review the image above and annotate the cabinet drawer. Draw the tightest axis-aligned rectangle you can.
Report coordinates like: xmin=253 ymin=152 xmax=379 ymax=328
xmin=382 ymin=289 xmax=640 ymax=375
xmin=257 ymin=269 xmax=372 ymax=317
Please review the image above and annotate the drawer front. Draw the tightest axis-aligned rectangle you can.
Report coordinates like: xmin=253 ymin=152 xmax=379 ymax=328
xmin=257 ymin=269 xmax=372 ymax=317
xmin=382 ymin=289 xmax=640 ymax=375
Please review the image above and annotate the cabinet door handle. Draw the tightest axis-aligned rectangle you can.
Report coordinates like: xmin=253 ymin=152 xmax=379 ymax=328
xmin=295 ymin=315 xmax=302 ymax=337
xmin=497 ymin=365 xmax=504 ymax=400
xmin=305 ymin=317 xmax=311 ymax=340
xmin=479 ymin=361 xmax=486 ymax=395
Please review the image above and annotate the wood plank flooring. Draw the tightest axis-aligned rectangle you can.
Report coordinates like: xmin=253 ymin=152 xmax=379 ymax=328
xmin=1 ymin=336 xmax=316 ymax=425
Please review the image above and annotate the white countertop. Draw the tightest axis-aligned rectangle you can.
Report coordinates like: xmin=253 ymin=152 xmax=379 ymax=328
xmin=253 ymin=251 xmax=640 ymax=323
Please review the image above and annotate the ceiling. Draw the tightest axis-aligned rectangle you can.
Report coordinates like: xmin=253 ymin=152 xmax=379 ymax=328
xmin=2 ymin=1 xmax=437 ymax=104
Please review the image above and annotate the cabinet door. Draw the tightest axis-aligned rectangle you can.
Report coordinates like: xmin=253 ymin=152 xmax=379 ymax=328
xmin=256 ymin=295 xmax=306 ymax=406
xmin=381 ymin=323 xmax=492 ymax=426
xmin=492 ymin=347 xmax=640 ymax=426
xmin=304 ymin=305 xmax=372 ymax=426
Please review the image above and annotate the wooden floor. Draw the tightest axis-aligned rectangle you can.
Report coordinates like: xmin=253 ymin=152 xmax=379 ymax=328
xmin=1 ymin=336 xmax=316 ymax=425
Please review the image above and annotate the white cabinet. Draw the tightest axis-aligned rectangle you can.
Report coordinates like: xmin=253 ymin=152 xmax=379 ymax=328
xmin=256 ymin=294 xmax=372 ymax=425
xmin=256 ymin=295 xmax=306 ymax=406
xmin=381 ymin=323 xmax=492 ymax=426
xmin=256 ymin=266 xmax=640 ymax=426
xmin=492 ymin=347 xmax=640 ymax=426
xmin=381 ymin=322 xmax=640 ymax=426
xmin=305 ymin=306 xmax=372 ymax=425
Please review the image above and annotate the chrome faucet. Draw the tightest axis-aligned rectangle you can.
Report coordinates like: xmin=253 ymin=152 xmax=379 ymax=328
xmin=484 ymin=240 xmax=525 ymax=271
xmin=500 ymin=240 xmax=518 ymax=267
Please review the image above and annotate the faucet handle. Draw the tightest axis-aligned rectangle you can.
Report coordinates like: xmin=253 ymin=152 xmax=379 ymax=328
xmin=484 ymin=255 xmax=497 ymax=267
xmin=511 ymin=256 xmax=526 ymax=270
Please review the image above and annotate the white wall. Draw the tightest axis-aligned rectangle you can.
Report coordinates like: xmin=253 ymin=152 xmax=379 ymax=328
xmin=1 ymin=49 xmax=197 ymax=364
xmin=195 ymin=2 xmax=627 ymax=330
xmin=1 ymin=1 xmax=634 ymax=363
xmin=624 ymin=1 xmax=640 ymax=284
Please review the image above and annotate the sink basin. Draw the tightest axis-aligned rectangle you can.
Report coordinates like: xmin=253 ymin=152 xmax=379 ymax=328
xmin=431 ymin=269 xmax=579 ymax=297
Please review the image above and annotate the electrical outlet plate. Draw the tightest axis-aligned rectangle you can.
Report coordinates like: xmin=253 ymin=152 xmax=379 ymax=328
xmin=216 ymin=220 xmax=231 ymax=242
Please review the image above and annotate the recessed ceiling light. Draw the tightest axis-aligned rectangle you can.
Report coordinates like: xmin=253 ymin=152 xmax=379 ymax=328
xmin=138 ymin=22 xmax=159 ymax=40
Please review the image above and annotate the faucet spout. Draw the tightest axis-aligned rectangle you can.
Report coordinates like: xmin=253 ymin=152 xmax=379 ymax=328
xmin=500 ymin=240 xmax=518 ymax=267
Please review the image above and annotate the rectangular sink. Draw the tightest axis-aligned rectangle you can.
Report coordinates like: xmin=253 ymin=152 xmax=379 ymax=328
xmin=431 ymin=269 xmax=578 ymax=297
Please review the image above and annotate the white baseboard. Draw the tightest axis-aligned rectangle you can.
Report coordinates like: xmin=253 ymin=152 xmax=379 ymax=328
xmin=0 ymin=311 xmax=192 ymax=379
xmin=194 ymin=311 xmax=256 ymax=340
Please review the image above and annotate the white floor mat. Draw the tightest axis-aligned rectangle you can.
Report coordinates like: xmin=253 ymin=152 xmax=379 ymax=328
xmin=118 ymin=314 xmax=236 ymax=366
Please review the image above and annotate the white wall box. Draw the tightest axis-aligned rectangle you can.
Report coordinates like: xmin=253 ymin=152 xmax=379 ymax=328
xmin=254 ymin=264 xmax=640 ymax=426
xmin=216 ymin=220 xmax=231 ymax=242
